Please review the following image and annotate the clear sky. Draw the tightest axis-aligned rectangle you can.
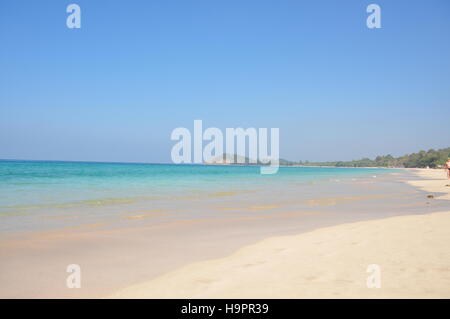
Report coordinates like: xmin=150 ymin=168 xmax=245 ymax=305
xmin=1 ymin=0 xmax=449 ymax=163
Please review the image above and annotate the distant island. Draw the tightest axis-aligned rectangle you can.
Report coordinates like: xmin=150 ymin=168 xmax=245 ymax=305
xmin=205 ymin=147 xmax=450 ymax=169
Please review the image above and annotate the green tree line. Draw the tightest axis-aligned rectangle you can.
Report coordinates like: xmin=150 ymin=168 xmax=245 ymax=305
xmin=287 ymin=147 xmax=450 ymax=168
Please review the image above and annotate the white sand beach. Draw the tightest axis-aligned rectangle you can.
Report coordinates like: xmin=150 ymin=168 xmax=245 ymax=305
xmin=109 ymin=169 xmax=450 ymax=298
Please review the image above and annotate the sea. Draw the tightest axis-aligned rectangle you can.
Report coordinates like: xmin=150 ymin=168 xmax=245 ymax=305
xmin=0 ymin=160 xmax=394 ymax=233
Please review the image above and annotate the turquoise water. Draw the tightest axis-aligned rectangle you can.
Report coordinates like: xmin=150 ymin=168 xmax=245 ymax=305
xmin=0 ymin=160 xmax=391 ymax=216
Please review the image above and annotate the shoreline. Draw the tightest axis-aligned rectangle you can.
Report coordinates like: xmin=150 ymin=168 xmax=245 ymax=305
xmin=108 ymin=168 xmax=450 ymax=298
xmin=1 ymin=168 xmax=448 ymax=298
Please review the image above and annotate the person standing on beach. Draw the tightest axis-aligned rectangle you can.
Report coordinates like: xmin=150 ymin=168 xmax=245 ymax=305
xmin=446 ymin=158 xmax=450 ymax=179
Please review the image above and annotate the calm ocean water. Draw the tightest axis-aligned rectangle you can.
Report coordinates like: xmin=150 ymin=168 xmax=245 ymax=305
xmin=0 ymin=160 xmax=392 ymax=216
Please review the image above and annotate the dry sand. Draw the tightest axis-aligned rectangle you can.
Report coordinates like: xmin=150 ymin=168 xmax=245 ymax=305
xmin=109 ymin=169 xmax=450 ymax=298
xmin=406 ymin=168 xmax=450 ymax=200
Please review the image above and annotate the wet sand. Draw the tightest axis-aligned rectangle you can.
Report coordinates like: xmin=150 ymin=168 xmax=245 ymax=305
xmin=0 ymin=169 xmax=449 ymax=298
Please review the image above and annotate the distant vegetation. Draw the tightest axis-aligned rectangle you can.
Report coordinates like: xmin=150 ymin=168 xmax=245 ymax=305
xmin=287 ymin=147 xmax=450 ymax=168
xmin=207 ymin=147 xmax=450 ymax=168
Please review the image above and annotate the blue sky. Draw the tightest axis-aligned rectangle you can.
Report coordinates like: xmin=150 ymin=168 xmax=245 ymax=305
xmin=0 ymin=0 xmax=449 ymax=163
